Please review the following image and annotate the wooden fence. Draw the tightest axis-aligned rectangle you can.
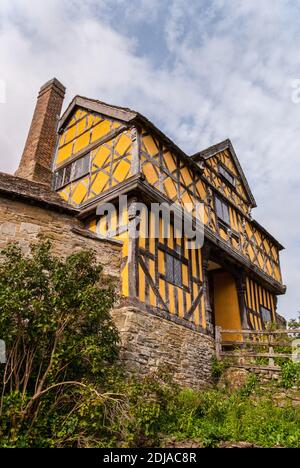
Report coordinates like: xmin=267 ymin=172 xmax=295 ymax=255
xmin=215 ymin=326 xmax=300 ymax=370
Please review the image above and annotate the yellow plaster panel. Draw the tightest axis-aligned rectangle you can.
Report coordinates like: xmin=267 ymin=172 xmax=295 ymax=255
xmin=56 ymin=142 xmax=73 ymax=165
xmin=74 ymin=131 xmax=91 ymax=154
xmin=112 ymin=159 xmax=131 ymax=184
xmin=70 ymin=179 xmax=89 ymax=205
xmin=91 ymin=120 xmax=111 ymax=143
xmin=158 ymin=250 xmax=165 ymax=275
xmin=181 ymin=167 xmax=193 ymax=187
xmin=92 ymin=145 xmax=111 ymax=170
xmin=143 ymin=162 xmax=159 ymax=185
xmin=115 ymin=133 xmax=132 ymax=157
xmin=64 ymin=125 xmax=77 ymax=145
xmin=163 ymin=151 xmax=177 ymax=173
xmin=149 ymin=259 xmax=156 ymax=306
xmin=143 ymin=135 xmax=159 ymax=156
xmin=177 ymin=288 xmax=183 ymax=317
xmin=139 ymin=265 xmax=146 ymax=302
xmin=89 ymin=172 xmax=110 ymax=196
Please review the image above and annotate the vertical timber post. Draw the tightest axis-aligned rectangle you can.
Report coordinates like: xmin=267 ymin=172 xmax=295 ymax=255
xmin=127 ymin=126 xmax=141 ymax=299
xmin=215 ymin=326 xmax=222 ymax=361
xmin=128 ymin=197 xmax=140 ymax=298
xmin=130 ymin=126 xmax=140 ymax=175
xmin=269 ymin=334 xmax=275 ymax=367
xmin=235 ymin=269 xmax=249 ymax=331
xmin=202 ymin=242 xmax=214 ymax=335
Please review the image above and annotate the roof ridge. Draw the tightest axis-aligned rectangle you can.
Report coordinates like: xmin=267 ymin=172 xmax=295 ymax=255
xmin=191 ymin=139 xmax=231 ymax=160
xmin=74 ymin=95 xmax=137 ymax=115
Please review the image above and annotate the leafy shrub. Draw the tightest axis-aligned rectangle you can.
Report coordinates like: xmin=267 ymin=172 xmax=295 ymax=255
xmin=281 ymin=361 xmax=300 ymax=389
xmin=0 ymin=241 xmax=120 ymax=447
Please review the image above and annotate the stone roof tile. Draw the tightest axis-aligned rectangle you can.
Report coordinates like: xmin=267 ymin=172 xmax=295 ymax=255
xmin=0 ymin=172 xmax=78 ymax=214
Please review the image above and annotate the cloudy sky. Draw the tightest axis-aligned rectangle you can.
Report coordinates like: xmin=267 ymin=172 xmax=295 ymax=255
xmin=0 ymin=0 xmax=299 ymax=320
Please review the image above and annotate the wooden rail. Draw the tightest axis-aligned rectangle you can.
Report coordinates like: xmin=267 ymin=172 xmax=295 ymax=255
xmin=215 ymin=326 xmax=300 ymax=369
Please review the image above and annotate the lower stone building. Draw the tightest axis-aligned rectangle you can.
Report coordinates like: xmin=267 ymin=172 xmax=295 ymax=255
xmin=0 ymin=78 xmax=286 ymax=388
xmin=0 ymin=172 xmax=214 ymax=388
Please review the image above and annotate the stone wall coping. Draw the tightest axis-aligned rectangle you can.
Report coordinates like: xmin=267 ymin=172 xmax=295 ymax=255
xmin=112 ymin=305 xmax=215 ymax=342
xmin=71 ymin=227 xmax=123 ymax=248
xmin=0 ymin=172 xmax=79 ymax=215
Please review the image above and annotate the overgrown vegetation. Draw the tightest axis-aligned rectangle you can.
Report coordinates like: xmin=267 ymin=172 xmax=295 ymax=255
xmin=0 ymin=242 xmax=299 ymax=448
xmin=0 ymin=241 xmax=120 ymax=448
xmin=211 ymin=357 xmax=230 ymax=382
xmin=281 ymin=361 xmax=300 ymax=389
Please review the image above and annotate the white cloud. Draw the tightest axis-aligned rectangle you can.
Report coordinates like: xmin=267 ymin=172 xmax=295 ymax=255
xmin=0 ymin=0 xmax=299 ymax=319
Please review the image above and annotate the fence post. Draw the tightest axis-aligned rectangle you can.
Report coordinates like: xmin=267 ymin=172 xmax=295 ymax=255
xmin=215 ymin=326 xmax=222 ymax=361
xmin=269 ymin=334 xmax=274 ymax=367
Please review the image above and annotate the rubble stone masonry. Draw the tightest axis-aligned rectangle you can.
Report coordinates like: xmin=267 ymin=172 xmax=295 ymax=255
xmin=0 ymin=195 xmax=121 ymax=279
xmin=111 ymin=307 xmax=215 ymax=388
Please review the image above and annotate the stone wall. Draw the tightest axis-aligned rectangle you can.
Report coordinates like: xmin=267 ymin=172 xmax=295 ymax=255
xmin=0 ymin=196 xmax=122 ymax=280
xmin=111 ymin=306 xmax=215 ymax=389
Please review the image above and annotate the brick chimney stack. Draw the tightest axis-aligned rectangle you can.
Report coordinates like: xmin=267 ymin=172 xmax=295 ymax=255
xmin=15 ymin=78 xmax=66 ymax=185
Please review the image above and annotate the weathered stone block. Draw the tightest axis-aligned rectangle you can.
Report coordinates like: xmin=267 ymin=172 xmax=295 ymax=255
xmin=20 ymin=222 xmax=40 ymax=234
xmin=0 ymin=222 xmax=16 ymax=236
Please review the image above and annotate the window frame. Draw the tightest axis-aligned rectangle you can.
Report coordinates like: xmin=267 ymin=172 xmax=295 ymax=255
xmin=218 ymin=163 xmax=236 ymax=188
xmin=54 ymin=152 xmax=91 ymax=190
xmin=164 ymin=251 xmax=183 ymax=288
xmin=260 ymin=305 xmax=273 ymax=325
xmin=215 ymin=194 xmax=231 ymax=227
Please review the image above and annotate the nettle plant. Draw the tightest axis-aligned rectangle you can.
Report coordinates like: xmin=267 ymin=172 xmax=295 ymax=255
xmin=0 ymin=241 xmax=121 ymax=447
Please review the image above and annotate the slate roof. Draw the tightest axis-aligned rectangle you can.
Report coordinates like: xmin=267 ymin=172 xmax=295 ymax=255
xmin=0 ymin=171 xmax=78 ymax=214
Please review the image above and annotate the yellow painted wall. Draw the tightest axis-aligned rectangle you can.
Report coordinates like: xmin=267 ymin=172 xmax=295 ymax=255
xmin=213 ymin=271 xmax=242 ymax=341
xmin=136 ymin=209 xmax=205 ymax=328
xmin=54 ymin=110 xmax=282 ymax=286
xmin=55 ymin=108 xmax=133 ymax=207
xmin=55 ymin=109 xmax=123 ymax=167
xmin=87 ymin=206 xmax=130 ymax=298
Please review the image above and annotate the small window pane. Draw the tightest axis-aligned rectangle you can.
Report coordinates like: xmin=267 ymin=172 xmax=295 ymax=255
xmin=165 ymin=252 xmax=182 ymax=287
xmin=73 ymin=154 xmax=90 ymax=180
xmin=215 ymin=196 xmax=223 ymax=219
xmin=64 ymin=165 xmax=72 ymax=185
xmin=82 ymin=154 xmax=90 ymax=173
xmin=165 ymin=253 xmax=174 ymax=283
xmin=54 ymin=168 xmax=65 ymax=189
xmin=174 ymin=258 xmax=182 ymax=287
xmin=219 ymin=164 xmax=235 ymax=186
xmin=223 ymin=203 xmax=230 ymax=225
xmin=261 ymin=306 xmax=272 ymax=324
xmin=215 ymin=195 xmax=230 ymax=225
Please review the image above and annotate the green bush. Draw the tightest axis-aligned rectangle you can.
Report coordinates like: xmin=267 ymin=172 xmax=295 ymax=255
xmin=281 ymin=361 xmax=300 ymax=389
xmin=0 ymin=241 xmax=120 ymax=447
